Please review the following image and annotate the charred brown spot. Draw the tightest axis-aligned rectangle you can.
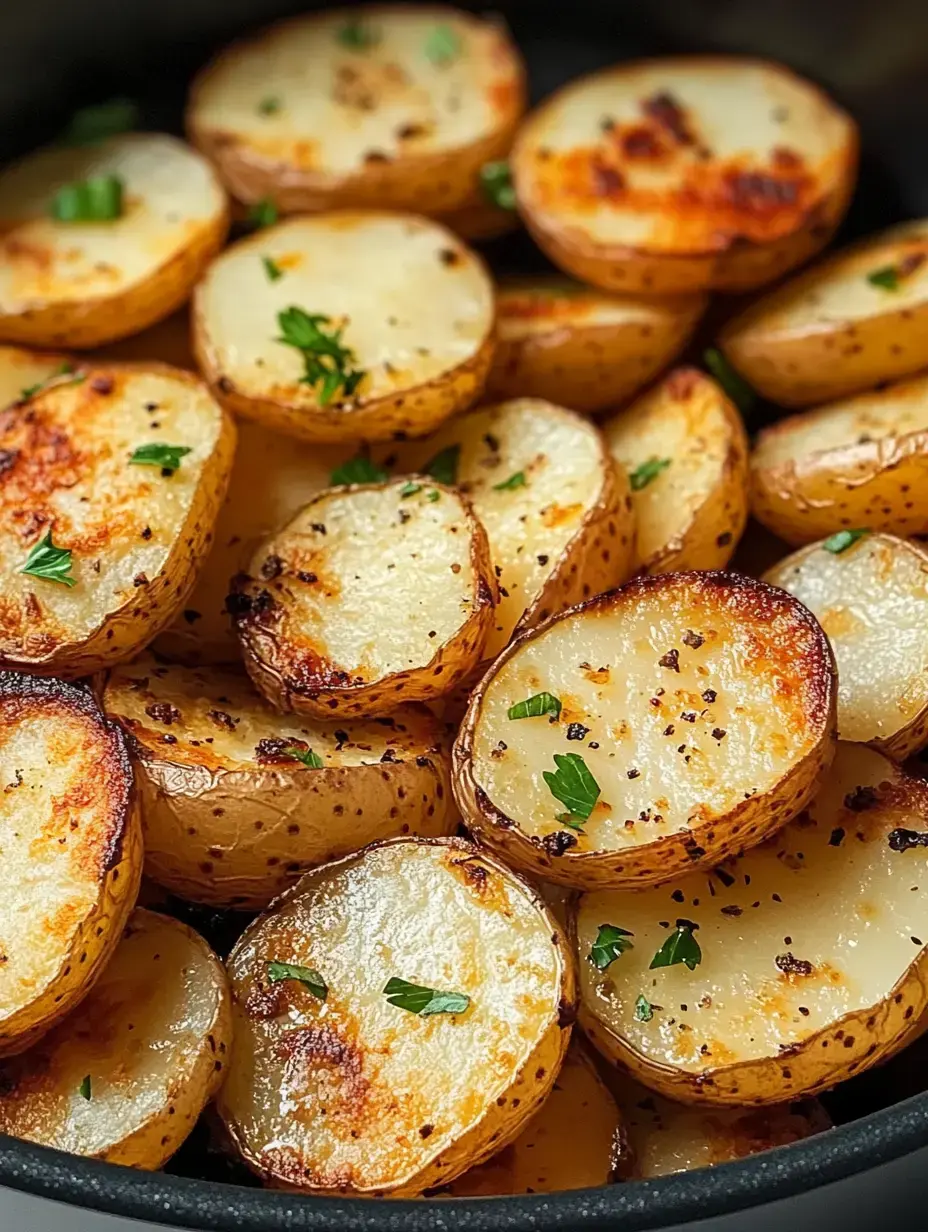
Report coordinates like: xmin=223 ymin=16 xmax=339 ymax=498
xmin=659 ymin=649 xmax=680 ymax=672
xmin=557 ymin=996 xmax=578 ymax=1028
xmin=541 ymin=830 xmax=578 ymax=857
xmin=723 ymin=169 xmax=801 ymax=213
xmin=775 ymin=952 xmax=814 ymax=977
xmin=255 ymin=736 xmax=307 ymax=765
xmin=208 ymin=709 xmax=236 ymax=732
xmin=145 ymin=701 xmax=180 ymax=726
xmin=888 ymin=829 xmax=928 ymax=853
xmin=641 ymin=91 xmax=695 ymax=145
xmin=844 ymin=786 xmax=879 ymax=812
xmin=261 ymin=554 xmax=284 ymax=580
xmin=591 ymin=159 xmax=625 ymax=197
xmin=90 ymin=376 xmax=114 ymax=395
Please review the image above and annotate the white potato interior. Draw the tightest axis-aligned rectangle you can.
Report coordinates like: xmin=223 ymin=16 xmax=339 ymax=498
xmin=496 ymin=277 xmax=695 ymax=342
xmin=0 ymin=346 xmax=71 ymax=406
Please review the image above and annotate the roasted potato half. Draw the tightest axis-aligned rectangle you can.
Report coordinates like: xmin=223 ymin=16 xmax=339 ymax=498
xmin=487 ymin=277 xmax=706 ymax=413
xmin=102 ymin=654 xmax=455 ymax=908
xmin=384 ymin=397 xmax=634 ymax=661
xmin=217 ymin=837 xmax=574 ymax=1195
xmin=232 ymin=479 xmax=494 ymax=717
xmin=750 ymin=375 xmax=928 ymax=546
xmin=764 ymin=533 xmax=928 ymax=761
xmin=720 ymin=220 xmax=928 ymax=407
xmin=577 ymin=743 xmax=928 ymax=1105
xmin=0 ymin=673 xmax=141 ymax=1057
xmin=0 ymin=344 xmax=72 ymax=407
xmin=0 ymin=362 xmax=235 ymax=677
xmin=187 ymin=6 xmax=525 ymax=220
xmin=511 ymin=57 xmax=857 ymax=295
xmin=0 ymin=134 xmax=228 ymax=349
xmin=454 ymin=571 xmax=836 ymax=890
xmin=603 ymin=368 xmax=750 ymax=573
xmin=0 ymin=909 xmax=232 ymax=1168
xmin=194 ymin=212 xmax=495 ymax=444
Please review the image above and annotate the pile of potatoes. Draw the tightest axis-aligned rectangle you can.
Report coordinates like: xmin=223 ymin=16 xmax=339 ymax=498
xmin=2 ymin=2 xmax=928 ymax=1200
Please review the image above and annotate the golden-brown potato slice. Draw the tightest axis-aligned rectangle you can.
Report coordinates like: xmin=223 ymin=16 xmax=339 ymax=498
xmin=603 ymin=368 xmax=750 ymax=573
xmin=720 ymin=220 xmax=928 ymax=407
xmin=763 ymin=534 xmax=928 ymax=761
xmin=750 ymin=376 xmax=928 ymax=546
xmin=187 ymin=6 xmax=525 ymax=219
xmin=487 ymin=277 xmax=706 ymax=413
xmin=0 ymin=673 xmax=141 ymax=1057
xmin=444 ymin=1044 xmax=621 ymax=1195
xmin=102 ymin=654 xmax=455 ymax=908
xmin=511 ymin=58 xmax=857 ymax=295
xmin=384 ymin=397 xmax=633 ymax=661
xmin=232 ymin=479 xmax=494 ymax=717
xmin=0 ymin=345 xmax=72 ymax=407
xmin=576 ymin=743 xmax=928 ymax=1105
xmin=0 ymin=134 xmax=228 ymax=349
xmin=194 ymin=212 xmax=495 ymax=444
xmin=217 ymin=837 xmax=574 ymax=1195
xmin=454 ymin=571 xmax=836 ymax=890
xmin=0 ymin=363 xmax=235 ymax=677
xmin=0 ymin=909 xmax=231 ymax=1168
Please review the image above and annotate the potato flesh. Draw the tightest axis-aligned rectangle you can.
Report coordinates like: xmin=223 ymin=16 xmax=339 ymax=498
xmin=0 ymin=135 xmax=224 ymax=309
xmin=764 ymin=535 xmax=928 ymax=746
xmin=219 ymin=841 xmax=564 ymax=1191
xmin=577 ymin=744 xmax=928 ymax=1072
xmin=0 ymin=346 xmax=71 ymax=407
xmin=495 ymin=278 xmax=694 ymax=342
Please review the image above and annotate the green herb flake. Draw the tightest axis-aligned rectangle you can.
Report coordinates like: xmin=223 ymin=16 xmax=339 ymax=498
xmin=262 ymin=255 xmax=284 ymax=281
xmin=277 ymin=306 xmax=366 ymax=407
xmin=330 ymin=454 xmax=388 ymax=485
xmin=60 ymin=98 xmax=138 ymax=145
xmin=424 ymin=444 xmax=460 ymax=485
xmin=507 ymin=691 xmax=562 ymax=721
xmin=258 ymin=96 xmax=281 ymax=116
xmin=129 ymin=443 xmax=192 ymax=474
xmin=867 ymin=265 xmax=900 ymax=291
xmin=51 ymin=175 xmax=124 ymax=223
xmin=543 ymin=752 xmax=600 ymax=821
xmin=383 ymin=976 xmax=470 ymax=1017
xmin=590 ymin=924 xmax=634 ymax=970
xmin=284 ymin=747 xmax=324 ymax=768
xmin=479 ymin=160 xmax=516 ymax=211
xmin=336 ymin=20 xmax=381 ymax=50
xmin=399 ymin=481 xmax=422 ymax=497
xmin=556 ymin=812 xmax=586 ymax=831
xmin=823 ymin=528 xmax=870 ymax=554
xmin=629 ymin=457 xmax=671 ymax=492
xmin=20 ymin=361 xmax=76 ymax=400
xmin=634 ymin=994 xmax=653 ymax=1022
xmin=424 ymin=23 xmax=462 ymax=65
xmin=21 ymin=530 xmax=76 ymax=587
xmin=79 ymin=1075 xmax=92 ymax=1101
xmin=493 ymin=470 xmax=526 ymax=492
xmin=703 ymin=347 xmax=757 ymax=414
xmin=427 ymin=489 xmax=441 ymax=502
xmin=266 ymin=960 xmax=328 ymax=1000
xmin=247 ymin=198 xmax=279 ymax=229
xmin=649 ymin=920 xmax=702 ymax=971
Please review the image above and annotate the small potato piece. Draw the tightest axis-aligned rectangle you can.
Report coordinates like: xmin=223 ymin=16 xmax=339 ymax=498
xmin=385 ymin=397 xmax=634 ymax=660
xmin=187 ymin=6 xmax=525 ymax=219
xmin=217 ymin=837 xmax=574 ymax=1195
xmin=487 ymin=278 xmax=705 ymax=413
xmin=721 ymin=220 xmax=928 ymax=407
xmin=0 ymin=909 xmax=232 ymax=1168
xmin=444 ymin=1044 xmax=621 ymax=1195
xmin=232 ymin=480 xmax=494 ymax=717
xmin=102 ymin=655 xmax=455 ymax=908
xmin=0 ymin=344 xmax=72 ymax=407
xmin=0 ymin=134 xmax=228 ymax=349
xmin=577 ymin=743 xmax=928 ymax=1105
xmin=0 ymin=673 xmax=141 ymax=1056
xmin=750 ymin=376 xmax=928 ymax=546
xmin=763 ymin=534 xmax=928 ymax=760
xmin=0 ymin=363 xmax=236 ymax=677
xmin=454 ymin=571 xmax=836 ymax=890
xmin=512 ymin=58 xmax=857 ymax=295
xmin=194 ymin=213 xmax=495 ymax=445
xmin=603 ymin=368 xmax=749 ymax=572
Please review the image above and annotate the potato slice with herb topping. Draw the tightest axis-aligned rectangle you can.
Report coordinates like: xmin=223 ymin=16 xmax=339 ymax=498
xmin=0 ymin=345 xmax=72 ymax=407
xmin=102 ymin=654 xmax=455 ymax=908
xmin=764 ymin=533 xmax=928 ymax=761
xmin=576 ymin=744 xmax=928 ymax=1105
xmin=0 ymin=362 xmax=236 ymax=677
xmin=511 ymin=58 xmax=857 ymax=295
xmin=0 ymin=134 xmax=228 ymax=348
xmin=0 ymin=909 xmax=231 ymax=1168
xmin=454 ymin=571 xmax=836 ymax=889
xmin=603 ymin=368 xmax=749 ymax=574
xmin=217 ymin=837 xmax=574 ymax=1195
xmin=231 ymin=479 xmax=494 ymax=717
xmin=194 ymin=212 xmax=495 ymax=444
xmin=0 ymin=673 xmax=141 ymax=1057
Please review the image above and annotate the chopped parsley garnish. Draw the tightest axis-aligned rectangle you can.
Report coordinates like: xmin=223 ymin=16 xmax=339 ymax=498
xmin=129 ymin=443 xmax=192 ymax=474
xmin=823 ymin=528 xmax=869 ymax=554
xmin=337 ymin=19 xmax=380 ymax=49
xmin=51 ymin=175 xmax=124 ymax=222
xmin=507 ymin=691 xmax=562 ymax=721
xmin=60 ymin=98 xmax=138 ymax=145
xmin=479 ymin=161 xmax=517 ymax=211
xmin=556 ymin=812 xmax=587 ymax=831
xmin=383 ymin=976 xmax=469 ymax=1016
xmin=867 ymin=265 xmax=900 ymax=291
xmin=258 ymin=96 xmax=281 ymax=116
xmin=493 ymin=470 xmax=526 ymax=492
xmin=20 ymin=362 xmax=77 ymax=400
xmin=284 ymin=747 xmax=324 ymax=768
xmin=629 ymin=457 xmax=671 ymax=492
xmin=543 ymin=752 xmax=600 ymax=821
xmin=590 ymin=924 xmax=634 ymax=970
xmin=330 ymin=454 xmax=388 ymax=485
xmin=79 ymin=1075 xmax=92 ymax=1100
xmin=399 ymin=481 xmax=422 ymax=497
xmin=424 ymin=23 xmax=461 ymax=65
xmin=277 ymin=306 xmax=366 ymax=406
xmin=262 ymin=255 xmax=283 ymax=281
xmin=247 ymin=198 xmax=279 ymax=229
xmin=266 ymin=960 xmax=328 ymax=1000
xmin=424 ymin=443 xmax=460 ymax=485
xmin=426 ymin=489 xmax=441 ymax=502
xmin=703 ymin=346 xmax=757 ymax=414
xmin=21 ymin=530 xmax=76 ymax=587
xmin=634 ymin=994 xmax=653 ymax=1022
xmin=649 ymin=920 xmax=702 ymax=971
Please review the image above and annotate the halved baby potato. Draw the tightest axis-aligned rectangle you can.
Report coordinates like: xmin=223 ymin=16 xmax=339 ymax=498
xmin=454 ymin=571 xmax=836 ymax=890
xmin=603 ymin=368 xmax=750 ymax=573
xmin=0 ymin=344 xmax=72 ymax=407
xmin=721 ymin=219 xmax=928 ymax=407
xmin=0 ymin=909 xmax=232 ymax=1168
xmin=217 ymin=836 xmax=575 ymax=1195
xmin=487 ymin=277 xmax=706 ymax=413
xmin=384 ymin=397 xmax=634 ymax=661
xmin=187 ymin=6 xmax=526 ymax=220
xmin=0 ymin=673 xmax=141 ymax=1057
xmin=231 ymin=479 xmax=494 ymax=717
xmin=0 ymin=362 xmax=236 ymax=677
xmin=0 ymin=134 xmax=228 ymax=348
xmin=511 ymin=57 xmax=857 ymax=295
xmin=764 ymin=533 xmax=928 ymax=761
xmin=194 ymin=212 xmax=495 ymax=444
xmin=102 ymin=654 xmax=455 ymax=908
xmin=576 ymin=743 xmax=928 ymax=1105
xmin=750 ymin=375 xmax=928 ymax=546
